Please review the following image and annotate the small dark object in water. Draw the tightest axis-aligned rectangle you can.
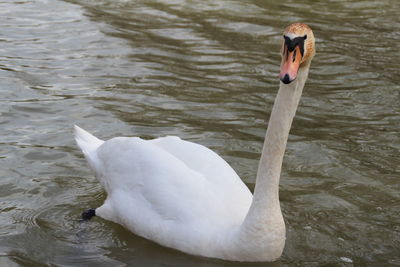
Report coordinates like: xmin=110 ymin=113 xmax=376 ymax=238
xmin=81 ymin=208 xmax=96 ymax=221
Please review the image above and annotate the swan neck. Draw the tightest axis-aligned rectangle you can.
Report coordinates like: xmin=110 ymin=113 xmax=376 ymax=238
xmin=239 ymin=65 xmax=309 ymax=240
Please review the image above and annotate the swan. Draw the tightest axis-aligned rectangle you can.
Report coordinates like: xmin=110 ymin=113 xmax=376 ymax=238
xmin=74 ymin=23 xmax=316 ymax=262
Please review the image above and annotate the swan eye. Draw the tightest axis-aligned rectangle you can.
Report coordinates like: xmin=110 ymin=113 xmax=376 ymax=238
xmin=303 ymin=34 xmax=307 ymax=40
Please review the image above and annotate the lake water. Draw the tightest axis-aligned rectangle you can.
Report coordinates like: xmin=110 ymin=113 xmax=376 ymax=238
xmin=0 ymin=0 xmax=399 ymax=266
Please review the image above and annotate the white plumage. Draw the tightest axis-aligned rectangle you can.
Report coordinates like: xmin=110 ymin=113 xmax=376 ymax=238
xmin=75 ymin=126 xmax=252 ymax=257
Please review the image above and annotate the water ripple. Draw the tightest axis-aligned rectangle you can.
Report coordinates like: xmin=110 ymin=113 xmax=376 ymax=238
xmin=0 ymin=0 xmax=399 ymax=265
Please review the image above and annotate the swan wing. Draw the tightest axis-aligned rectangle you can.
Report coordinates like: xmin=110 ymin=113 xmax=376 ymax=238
xmin=149 ymin=136 xmax=253 ymax=222
xmin=150 ymin=136 xmax=250 ymax=193
xmin=75 ymin=127 xmax=252 ymax=247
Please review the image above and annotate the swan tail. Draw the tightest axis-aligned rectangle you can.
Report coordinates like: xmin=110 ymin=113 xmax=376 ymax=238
xmin=74 ymin=125 xmax=104 ymax=158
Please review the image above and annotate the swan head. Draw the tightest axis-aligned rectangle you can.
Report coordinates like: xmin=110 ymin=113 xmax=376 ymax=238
xmin=279 ymin=23 xmax=315 ymax=84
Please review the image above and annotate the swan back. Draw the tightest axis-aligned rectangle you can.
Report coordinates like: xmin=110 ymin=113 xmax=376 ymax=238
xmin=75 ymin=126 xmax=253 ymax=259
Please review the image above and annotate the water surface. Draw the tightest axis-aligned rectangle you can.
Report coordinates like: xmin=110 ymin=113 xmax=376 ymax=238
xmin=0 ymin=0 xmax=399 ymax=266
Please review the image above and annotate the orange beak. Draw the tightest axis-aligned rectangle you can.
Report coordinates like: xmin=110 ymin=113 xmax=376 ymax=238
xmin=280 ymin=45 xmax=302 ymax=84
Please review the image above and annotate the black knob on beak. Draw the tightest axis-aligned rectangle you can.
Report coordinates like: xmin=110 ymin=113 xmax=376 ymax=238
xmin=280 ymin=74 xmax=292 ymax=84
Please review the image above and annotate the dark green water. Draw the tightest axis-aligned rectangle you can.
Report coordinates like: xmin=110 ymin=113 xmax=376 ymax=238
xmin=0 ymin=0 xmax=399 ymax=266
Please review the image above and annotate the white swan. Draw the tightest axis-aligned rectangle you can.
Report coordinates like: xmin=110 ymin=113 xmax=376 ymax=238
xmin=75 ymin=23 xmax=316 ymax=262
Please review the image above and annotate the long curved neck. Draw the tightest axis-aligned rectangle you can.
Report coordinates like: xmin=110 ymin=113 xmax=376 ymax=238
xmin=239 ymin=64 xmax=310 ymax=240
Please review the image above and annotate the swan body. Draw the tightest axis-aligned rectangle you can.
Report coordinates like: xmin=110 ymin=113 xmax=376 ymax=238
xmin=75 ymin=23 xmax=315 ymax=262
